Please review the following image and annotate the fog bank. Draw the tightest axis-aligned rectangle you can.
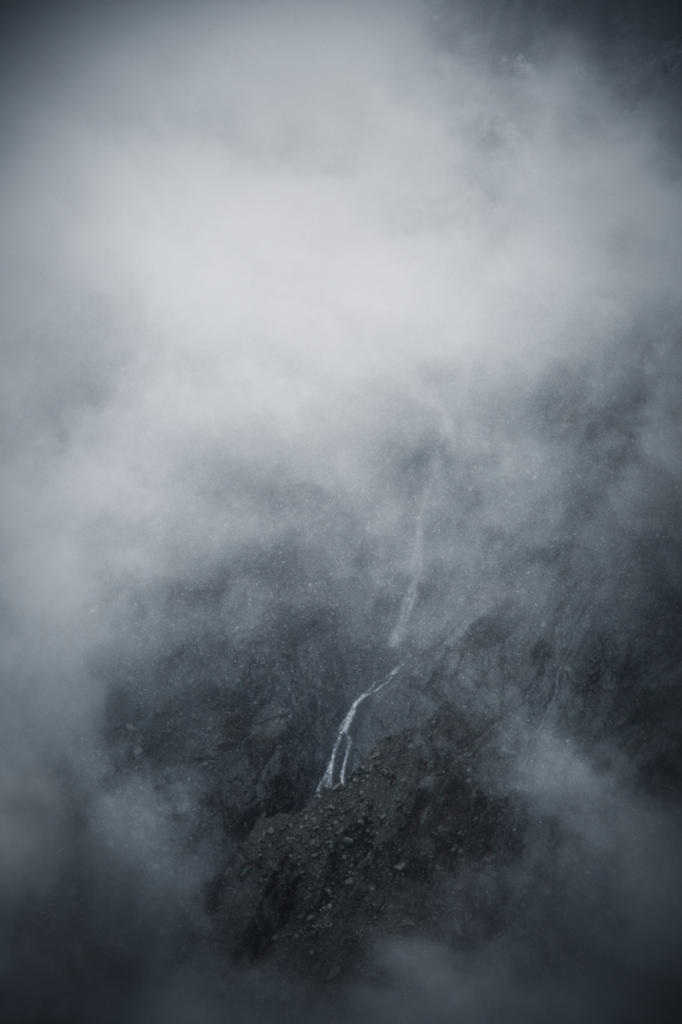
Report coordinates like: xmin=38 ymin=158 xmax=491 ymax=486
xmin=1 ymin=2 xmax=682 ymax=1021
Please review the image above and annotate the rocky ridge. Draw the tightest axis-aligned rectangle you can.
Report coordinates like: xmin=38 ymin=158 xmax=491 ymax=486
xmin=215 ymin=707 xmax=524 ymax=983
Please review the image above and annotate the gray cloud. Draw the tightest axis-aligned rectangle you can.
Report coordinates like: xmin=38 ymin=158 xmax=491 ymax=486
xmin=1 ymin=1 xmax=682 ymax=1020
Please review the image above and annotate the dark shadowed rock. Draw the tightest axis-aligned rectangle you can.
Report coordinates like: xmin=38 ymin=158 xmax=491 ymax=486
xmin=214 ymin=707 xmax=525 ymax=982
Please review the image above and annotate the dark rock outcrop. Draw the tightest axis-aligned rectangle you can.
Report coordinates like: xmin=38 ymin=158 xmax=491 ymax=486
xmin=214 ymin=708 xmax=524 ymax=982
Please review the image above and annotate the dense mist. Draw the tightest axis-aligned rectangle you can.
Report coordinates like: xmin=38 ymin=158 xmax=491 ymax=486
xmin=1 ymin=2 xmax=682 ymax=1021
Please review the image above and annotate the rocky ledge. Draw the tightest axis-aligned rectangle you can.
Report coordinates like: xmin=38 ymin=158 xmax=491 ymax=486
xmin=213 ymin=707 xmax=525 ymax=983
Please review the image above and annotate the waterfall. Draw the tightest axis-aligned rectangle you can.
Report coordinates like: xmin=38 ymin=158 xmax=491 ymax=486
xmin=317 ymin=477 xmax=432 ymax=789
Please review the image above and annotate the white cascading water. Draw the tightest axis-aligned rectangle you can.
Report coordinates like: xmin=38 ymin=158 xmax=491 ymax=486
xmin=317 ymin=479 xmax=431 ymax=790
xmin=316 ymin=664 xmax=403 ymax=791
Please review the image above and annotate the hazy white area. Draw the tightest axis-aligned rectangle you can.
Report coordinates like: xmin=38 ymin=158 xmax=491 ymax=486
xmin=1 ymin=2 xmax=681 ymax=1015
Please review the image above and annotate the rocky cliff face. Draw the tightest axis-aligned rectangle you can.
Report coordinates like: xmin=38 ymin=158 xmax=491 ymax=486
xmin=218 ymin=707 xmax=520 ymax=984
xmin=186 ymin=603 xmax=682 ymax=1003
xmin=95 ymin=576 xmax=682 ymax=1005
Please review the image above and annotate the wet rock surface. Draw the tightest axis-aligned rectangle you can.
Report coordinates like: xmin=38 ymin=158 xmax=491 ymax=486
xmin=215 ymin=708 xmax=524 ymax=982
xmin=99 ymin=610 xmax=371 ymax=835
xmin=98 ymin=598 xmax=682 ymax=993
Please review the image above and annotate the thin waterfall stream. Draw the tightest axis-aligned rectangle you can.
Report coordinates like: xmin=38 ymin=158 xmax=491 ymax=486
xmin=316 ymin=664 xmax=403 ymax=791
xmin=317 ymin=480 xmax=431 ymax=790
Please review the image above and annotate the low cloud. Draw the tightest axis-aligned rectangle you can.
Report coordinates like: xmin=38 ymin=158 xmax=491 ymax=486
xmin=1 ymin=1 xmax=682 ymax=1020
